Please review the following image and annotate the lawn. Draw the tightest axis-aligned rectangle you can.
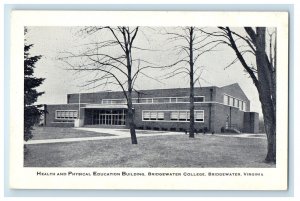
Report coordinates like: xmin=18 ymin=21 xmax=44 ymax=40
xmin=31 ymin=127 xmax=115 ymax=140
xmin=24 ymin=128 xmax=274 ymax=168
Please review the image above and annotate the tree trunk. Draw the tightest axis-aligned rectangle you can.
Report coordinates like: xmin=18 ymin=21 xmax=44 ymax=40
xmin=127 ymin=98 xmax=138 ymax=144
xmin=189 ymin=27 xmax=195 ymax=138
xmin=126 ymin=41 xmax=138 ymax=144
xmin=255 ymin=27 xmax=276 ymax=163
xmin=225 ymin=27 xmax=276 ymax=163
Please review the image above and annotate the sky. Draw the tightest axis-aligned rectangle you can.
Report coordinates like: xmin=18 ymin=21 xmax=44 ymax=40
xmin=25 ymin=26 xmax=263 ymax=117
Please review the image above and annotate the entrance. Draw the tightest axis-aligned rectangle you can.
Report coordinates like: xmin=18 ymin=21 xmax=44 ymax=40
xmin=91 ymin=109 xmax=126 ymax=125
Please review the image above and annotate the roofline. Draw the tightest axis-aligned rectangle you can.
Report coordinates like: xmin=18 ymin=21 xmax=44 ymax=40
xmin=67 ymin=86 xmax=220 ymax=96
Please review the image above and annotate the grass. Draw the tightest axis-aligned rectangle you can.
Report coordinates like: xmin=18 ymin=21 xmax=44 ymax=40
xmin=24 ymin=128 xmax=274 ymax=168
xmin=31 ymin=127 xmax=115 ymax=140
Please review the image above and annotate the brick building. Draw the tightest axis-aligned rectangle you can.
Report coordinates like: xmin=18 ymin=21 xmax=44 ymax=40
xmin=43 ymin=83 xmax=259 ymax=133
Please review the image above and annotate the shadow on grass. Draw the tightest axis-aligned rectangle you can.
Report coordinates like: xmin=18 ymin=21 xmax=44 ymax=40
xmin=24 ymin=133 xmax=275 ymax=168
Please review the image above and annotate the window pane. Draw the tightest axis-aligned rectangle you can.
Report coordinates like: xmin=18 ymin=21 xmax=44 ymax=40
xmin=243 ymin=102 xmax=246 ymax=111
xmin=170 ymin=98 xmax=177 ymax=103
xmin=143 ymin=111 xmax=150 ymax=120
xmin=153 ymin=98 xmax=159 ymax=103
xmin=74 ymin=111 xmax=78 ymax=118
xmin=150 ymin=112 xmax=157 ymax=120
xmin=234 ymin=99 xmax=239 ymax=107
xmin=102 ymin=100 xmax=110 ymax=104
xmin=140 ymin=98 xmax=146 ymax=103
xmin=224 ymin=95 xmax=228 ymax=105
xmin=229 ymin=97 xmax=234 ymax=106
xmin=194 ymin=97 xmax=204 ymax=102
xmin=157 ymin=112 xmax=164 ymax=120
xmin=140 ymin=98 xmax=152 ymax=103
xmin=170 ymin=111 xmax=179 ymax=120
xmin=57 ymin=111 xmax=61 ymax=118
xmin=179 ymin=111 xmax=187 ymax=120
xmin=153 ymin=98 xmax=169 ymax=103
xmin=195 ymin=111 xmax=204 ymax=122
xmin=177 ymin=98 xmax=186 ymax=102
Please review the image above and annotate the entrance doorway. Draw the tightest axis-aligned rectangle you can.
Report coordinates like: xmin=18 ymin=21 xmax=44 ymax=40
xmin=91 ymin=109 xmax=126 ymax=126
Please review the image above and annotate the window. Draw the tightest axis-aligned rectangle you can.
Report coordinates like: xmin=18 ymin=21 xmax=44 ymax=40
xmin=224 ymin=95 xmax=229 ymax=105
xmin=157 ymin=112 xmax=164 ymax=120
xmin=133 ymin=96 xmax=206 ymax=104
xmin=152 ymin=98 xmax=159 ymax=103
xmin=170 ymin=111 xmax=179 ymax=120
xmin=56 ymin=110 xmax=78 ymax=120
xmin=238 ymin=100 xmax=242 ymax=110
xmin=150 ymin=112 xmax=157 ymax=120
xmin=195 ymin=111 xmax=204 ymax=122
xmin=170 ymin=98 xmax=177 ymax=103
xmin=179 ymin=111 xmax=188 ymax=121
xmin=153 ymin=98 xmax=168 ymax=103
xmin=143 ymin=111 xmax=165 ymax=121
xmin=102 ymin=100 xmax=111 ymax=104
xmin=143 ymin=111 xmax=150 ymax=120
xmin=177 ymin=97 xmax=189 ymax=102
xmin=234 ymin=98 xmax=239 ymax=107
xmin=132 ymin=99 xmax=138 ymax=103
xmin=170 ymin=110 xmax=204 ymax=122
xmin=140 ymin=98 xmax=153 ymax=103
xmin=102 ymin=99 xmax=126 ymax=104
xmin=229 ymin=97 xmax=234 ymax=106
xmin=57 ymin=111 xmax=62 ymax=118
xmin=242 ymin=102 xmax=247 ymax=111
xmin=194 ymin=96 xmax=205 ymax=102
xmin=224 ymin=94 xmax=246 ymax=111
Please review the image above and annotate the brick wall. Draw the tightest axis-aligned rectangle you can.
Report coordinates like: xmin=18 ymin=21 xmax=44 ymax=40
xmin=211 ymin=104 xmax=245 ymax=133
xmin=215 ymin=83 xmax=250 ymax=111
xmin=45 ymin=104 xmax=84 ymax=127
xmin=243 ymin=112 xmax=259 ymax=133
xmin=132 ymin=103 xmax=211 ymax=132
xmin=67 ymin=87 xmax=217 ymax=104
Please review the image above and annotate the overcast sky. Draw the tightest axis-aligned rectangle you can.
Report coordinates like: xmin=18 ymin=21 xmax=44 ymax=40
xmin=25 ymin=26 xmax=263 ymax=117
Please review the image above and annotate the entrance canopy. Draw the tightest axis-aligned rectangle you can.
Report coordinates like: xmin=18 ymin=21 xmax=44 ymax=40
xmin=82 ymin=104 xmax=128 ymax=109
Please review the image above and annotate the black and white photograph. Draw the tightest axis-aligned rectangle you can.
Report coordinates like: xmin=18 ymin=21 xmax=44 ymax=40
xmin=10 ymin=11 xmax=289 ymax=190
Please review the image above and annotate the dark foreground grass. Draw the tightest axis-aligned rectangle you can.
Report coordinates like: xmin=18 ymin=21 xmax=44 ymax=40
xmin=31 ymin=127 xmax=115 ymax=140
xmin=24 ymin=134 xmax=274 ymax=168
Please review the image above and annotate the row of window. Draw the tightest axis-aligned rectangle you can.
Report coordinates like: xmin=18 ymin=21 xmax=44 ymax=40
xmin=56 ymin=110 xmax=78 ymax=119
xmin=143 ymin=110 xmax=204 ymax=122
xmin=102 ymin=96 xmax=205 ymax=105
xmin=223 ymin=94 xmax=246 ymax=111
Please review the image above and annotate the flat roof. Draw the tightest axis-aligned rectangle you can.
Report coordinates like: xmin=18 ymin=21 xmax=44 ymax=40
xmin=82 ymin=104 xmax=128 ymax=109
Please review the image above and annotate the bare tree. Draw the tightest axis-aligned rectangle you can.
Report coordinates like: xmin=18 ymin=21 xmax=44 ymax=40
xmin=206 ymin=27 xmax=277 ymax=163
xmin=161 ymin=27 xmax=220 ymax=138
xmin=59 ymin=26 xmax=156 ymax=145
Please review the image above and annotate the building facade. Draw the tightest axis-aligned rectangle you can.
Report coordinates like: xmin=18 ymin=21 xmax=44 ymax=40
xmin=43 ymin=83 xmax=259 ymax=133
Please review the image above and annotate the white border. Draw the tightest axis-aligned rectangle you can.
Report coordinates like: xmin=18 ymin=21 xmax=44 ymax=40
xmin=10 ymin=11 xmax=288 ymax=190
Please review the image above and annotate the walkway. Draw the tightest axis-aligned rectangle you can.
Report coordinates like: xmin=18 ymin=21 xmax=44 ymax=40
xmin=24 ymin=127 xmax=266 ymax=145
xmin=24 ymin=128 xmax=182 ymax=145
xmin=215 ymin=133 xmax=266 ymax=139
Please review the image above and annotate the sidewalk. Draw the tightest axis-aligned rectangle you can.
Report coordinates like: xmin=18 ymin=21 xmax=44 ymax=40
xmin=24 ymin=127 xmax=182 ymax=145
xmin=24 ymin=127 xmax=266 ymax=145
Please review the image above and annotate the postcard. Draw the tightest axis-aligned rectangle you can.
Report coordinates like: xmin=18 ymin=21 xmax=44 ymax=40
xmin=10 ymin=11 xmax=288 ymax=190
